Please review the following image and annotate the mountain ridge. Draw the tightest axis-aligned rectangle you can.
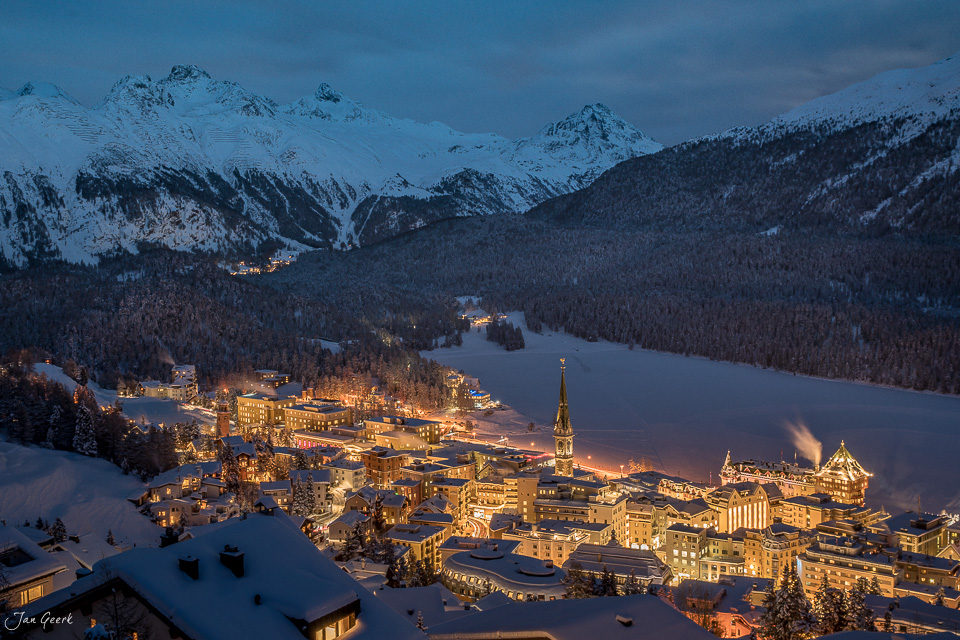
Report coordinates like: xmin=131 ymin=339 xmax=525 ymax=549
xmin=530 ymin=51 xmax=960 ymax=237
xmin=0 ymin=65 xmax=660 ymax=267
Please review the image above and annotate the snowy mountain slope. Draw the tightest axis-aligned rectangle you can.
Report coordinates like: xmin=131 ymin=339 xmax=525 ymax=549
xmin=532 ymin=51 xmax=960 ymax=236
xmin=0 ymin=65 xmax=661 ymax=266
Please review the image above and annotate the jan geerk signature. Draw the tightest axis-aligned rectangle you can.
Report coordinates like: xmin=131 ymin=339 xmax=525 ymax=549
xmin=3 ymin=610 xmax=74 ymax=631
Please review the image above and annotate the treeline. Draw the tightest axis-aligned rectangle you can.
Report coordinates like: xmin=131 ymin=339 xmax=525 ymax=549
xmin=271 ymin=215 xmax=960 ymax=394
xmin=0 ymin=354 xmax=179 ymax=479
xmin=0 ymin=251 xmax=467 ymax=409
xmin=486 ymin=319 xmax=525 ymax=351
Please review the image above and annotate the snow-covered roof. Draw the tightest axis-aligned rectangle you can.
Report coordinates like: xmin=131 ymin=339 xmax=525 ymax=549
xmin=331 ymin=511 xmax=369 ymax=529
xmin=0 ymin=525 xmax=66 ymax=588
xmin=50 ymin=533 xmax=121 ymax=570
xmin=429 ymin=593 xmax=719 ymax=640
xmin=289 ymin=469 xmax=332 ymax=484
xmin=24 ymin=514 xmax=425 ymax=640
xmin=372 ymin=583 xmax=473 ymax=629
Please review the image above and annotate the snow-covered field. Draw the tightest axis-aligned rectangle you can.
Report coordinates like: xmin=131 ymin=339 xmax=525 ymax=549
xmin=0 ymin=439 xmax=158 ymax=547
xmin=423 ymin=313 xmax=960 ymax=513
xmin=33 ymin=362 xmax=215 ymax=429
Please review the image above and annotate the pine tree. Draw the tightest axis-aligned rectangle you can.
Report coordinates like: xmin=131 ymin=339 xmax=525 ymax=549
xmin=106 ymin=530 xmax=115 ymax=546
xmin=934 ymin=587 xmax=946 ymax=606
xmin=292 ymin=476 xmax=310 ymax=517
xmin=883 ymin=610 xmax=893 ymax=632
xmin=416 ymin=611 xmax=425 ymax=630
xmin=758 ymin=580 xmax=784 ymax=640
xmin=218 ymin=444 xmax=241 ymax=496
xmin=35 ymin=516 xmax=44 ymax=530
xmin=595 ymin=565 xmax=619 ymax=597
xmin=293 ymin=449 xmax=309 ymax=471
xmin=562 ymin=560 xmax=595 ymax=599
xmin=846 ymin=583 xmax=875 ymax=631
xmin=869 ymin=575 xmax=882 ymax=596
xmin=781 ymin=564 xmax=815 ymax=638
xmin=50 ymin=518 xmax=67 ymax=543
xmin=44 ymin=405 xmax=61 ymax=448
xmin=372 ymin=493 xmax=386 ymax=537
xmin=304 ymin=472 xmax=317 ymax=515
xmin=73 ymin=402 xmax=98 ymax=456
xmin=621 ymin=569 xmax=642 ymax=595
xmin=813 ymin=573 xmax=841 ymax=634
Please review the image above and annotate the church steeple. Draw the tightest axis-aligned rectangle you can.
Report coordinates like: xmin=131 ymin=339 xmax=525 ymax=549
xmin=554 ymin=359 xmax=575 ymax=476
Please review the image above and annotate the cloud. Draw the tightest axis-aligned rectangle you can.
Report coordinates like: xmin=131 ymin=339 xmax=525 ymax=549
xmin=1 ymin=1 xmax=958 ymax=143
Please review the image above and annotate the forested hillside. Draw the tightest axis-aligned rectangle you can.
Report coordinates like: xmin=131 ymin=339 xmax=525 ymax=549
xmin=265 ymin=215 xmax=960 ymax=394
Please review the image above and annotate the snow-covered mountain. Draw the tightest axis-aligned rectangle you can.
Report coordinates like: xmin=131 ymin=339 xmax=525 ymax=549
xmin=0 ymin=65 xmax=661 ymax=266
xmin=533 ymin=51 xmax=960 ymax=236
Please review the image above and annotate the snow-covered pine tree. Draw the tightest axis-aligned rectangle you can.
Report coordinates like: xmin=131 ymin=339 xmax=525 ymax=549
xmin=106 ymin=530 xmax=115 ymax=546
xmin=73 ymin=402 xmax=98 ymax=456
xmin=621 ymin=569 xmax=642 ymax=595
xmin=934 ymin=587 xmax=946 ymax=606
xmin=813 ymin=573 xmax=841 ymax=634
xmin=595 ymin=565 xmax=619 ymax=596
xmin=869 ymin=575 xmax=882 ymax=596
xmin=562 ymin=560 xmax=595 ymax=599
xmin=781 ymin=564 xmax=814 ymax=638
xmin=51 ymin=518 xmax=67 ymax=543
xmin=292 ymin=476 xmax=309 ymax=517
xmin=44 ymin=405 xmax=61 ymax=448
xmin=218 ymin=444 xmax=241 ymax=496
xmin=416 ymin=611 xmax=425 ymax=630
xmin=304 ymin=473 xmax=317 ymax=515
xmin=845 ymin=583 xmax=875 ymax=631
xmin=372 ymin=493 xmax=386 ymax=537
xmin=293 ymin=449 xmax=309 ymax=471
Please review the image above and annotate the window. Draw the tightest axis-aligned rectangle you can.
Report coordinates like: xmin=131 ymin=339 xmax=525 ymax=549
xmin=21 ymin=585 xmax=43 ymax=605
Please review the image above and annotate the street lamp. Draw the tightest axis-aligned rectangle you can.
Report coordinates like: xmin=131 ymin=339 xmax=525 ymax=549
xmin=620 ymin=464 xmax=624 ymax=478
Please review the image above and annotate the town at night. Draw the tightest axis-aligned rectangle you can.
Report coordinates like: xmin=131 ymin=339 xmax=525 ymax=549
xmin=2 ymin=3 xmax=960 ymax=639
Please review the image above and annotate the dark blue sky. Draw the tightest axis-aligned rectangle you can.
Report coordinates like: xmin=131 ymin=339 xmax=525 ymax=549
xmin=2 ymin=1 xmax=958 ymax=144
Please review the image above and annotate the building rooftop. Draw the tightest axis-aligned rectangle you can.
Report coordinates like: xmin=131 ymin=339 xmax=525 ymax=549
xmin=0 ymin=526 xmax=67 ymax=589
xmin=22 ymin=514 xmax=424 ymax=640
xmin=565 ymin=544 xmax=671 ymax=580
xmin=880 ymin=511 xmax=947 ymax=536
xmin=428 ymin=593 xmax=720 ymax=640
xmin=387 ymin=524 xmax=445 ymax=543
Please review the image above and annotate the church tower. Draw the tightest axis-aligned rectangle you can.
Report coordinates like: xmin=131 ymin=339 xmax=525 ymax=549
xmin=554 ymin=359 xmax=575 ymax=476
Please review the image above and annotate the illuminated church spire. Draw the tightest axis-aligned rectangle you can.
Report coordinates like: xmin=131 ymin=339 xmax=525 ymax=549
xmin=554 ymin=358 xmax=575 ymax=476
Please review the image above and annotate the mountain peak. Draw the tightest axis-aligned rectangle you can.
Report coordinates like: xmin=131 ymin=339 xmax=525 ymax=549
xmin=314 ymin=83 xmax=345 ymax=103
xmin=519 ymin=103 xmax=662 ymax=159
xmin=166 ymin=65 xmax=212 ymax=83
xmin=16 ymin=81 xmax=75 ymax=101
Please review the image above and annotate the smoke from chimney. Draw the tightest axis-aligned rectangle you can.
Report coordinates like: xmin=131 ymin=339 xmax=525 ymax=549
xmin=783 ymin=419 xmax=822 ymax=467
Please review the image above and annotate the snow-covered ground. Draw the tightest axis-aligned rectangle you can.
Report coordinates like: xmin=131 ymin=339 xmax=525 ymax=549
xmin=0 ymin=439 xmax=158 ymax=547
xmin=33 ymin=362 xmax=215 ymax=428
xmin=423 ymin=313 xmax=960 ymax=513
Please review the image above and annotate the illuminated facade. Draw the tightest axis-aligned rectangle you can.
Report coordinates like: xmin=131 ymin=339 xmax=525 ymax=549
xmin=813 ymin=441 xmax=872 ymax=506
xmin=553 ymin=360 xmax=574 ymax=477
xmin=720 ymin=441 xmax=872 ymax=506
xmin=236 ymin=393 xmax=297 ymax=426
xmin=704 ymin=482 xmax=776 ymax=534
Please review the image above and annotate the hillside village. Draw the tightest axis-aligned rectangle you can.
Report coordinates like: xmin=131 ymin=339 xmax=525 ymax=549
xmin=3 ymin=360 xmax=960 ymax=639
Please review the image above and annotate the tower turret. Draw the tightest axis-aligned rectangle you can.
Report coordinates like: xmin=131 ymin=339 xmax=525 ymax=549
xmin=553 ymin=359 xmax=575 ymax=476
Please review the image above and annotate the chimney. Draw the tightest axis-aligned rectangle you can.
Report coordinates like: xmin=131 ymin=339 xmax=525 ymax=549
xmin=160 ymin=527 xmax=180 ymax=548
xmin=179 ymin=555 xmax=200 ymax=580
xmin=220 ymin=544 xmax=245 ymax=577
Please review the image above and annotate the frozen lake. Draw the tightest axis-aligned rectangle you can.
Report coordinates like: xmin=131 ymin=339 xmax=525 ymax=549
xmin=423 ymin=314 xmax=960 ymax=513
